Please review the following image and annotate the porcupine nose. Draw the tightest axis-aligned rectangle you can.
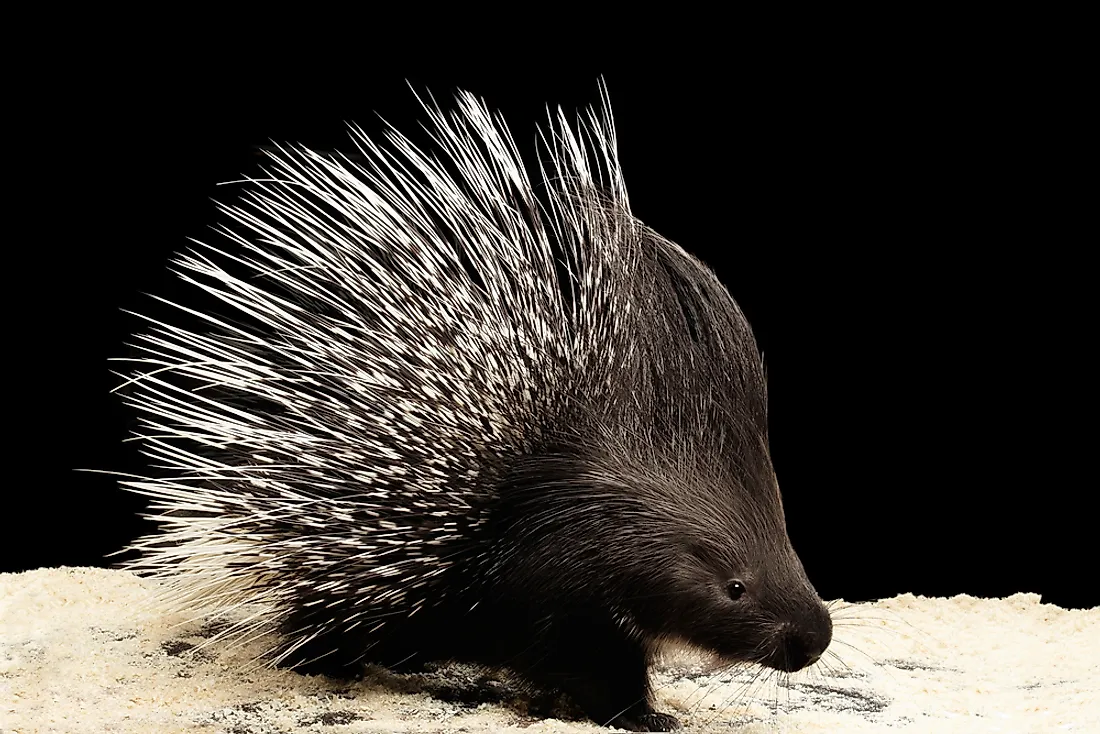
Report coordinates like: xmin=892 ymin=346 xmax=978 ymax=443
xmin=777 ymin=629 xmax=824 ymax=671
xmin=771 ymin=602 xmax=833 ymax=672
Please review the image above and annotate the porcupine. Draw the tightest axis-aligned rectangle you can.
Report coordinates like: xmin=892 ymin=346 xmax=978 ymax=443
xmin=115 ymin=84 xmax=832 ymax=732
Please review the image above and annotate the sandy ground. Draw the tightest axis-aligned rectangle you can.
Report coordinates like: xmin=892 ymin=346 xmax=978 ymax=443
xmin=0 ymin=567 xmax=1096 ymax=733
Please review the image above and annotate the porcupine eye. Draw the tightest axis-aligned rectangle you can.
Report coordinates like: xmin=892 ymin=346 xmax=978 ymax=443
xmin=725 ymin=580 xmax=746 ymax=601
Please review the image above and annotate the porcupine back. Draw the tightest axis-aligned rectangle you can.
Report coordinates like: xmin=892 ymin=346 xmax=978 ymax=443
xmin=117 ymin=87 xmax=771 ymax=674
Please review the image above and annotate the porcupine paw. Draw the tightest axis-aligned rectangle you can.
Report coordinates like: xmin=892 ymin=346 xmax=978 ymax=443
xmin=609 ymin=710 xmax=682 ymax=731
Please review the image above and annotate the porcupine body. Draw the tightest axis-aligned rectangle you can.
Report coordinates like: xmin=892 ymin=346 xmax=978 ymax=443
xmin=118 ymin=85 xmax=832 ymax=731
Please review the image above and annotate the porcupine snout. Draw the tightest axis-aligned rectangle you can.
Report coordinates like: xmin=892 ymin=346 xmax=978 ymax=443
xmin=764 ymin=598 xmax=833 ymax=672
xmin=750 ymin=549 xmax=834 ymax=673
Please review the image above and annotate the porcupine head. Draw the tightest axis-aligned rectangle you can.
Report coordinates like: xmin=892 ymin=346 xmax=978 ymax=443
xmin=117 ymin=84 xmax=832 ymax=732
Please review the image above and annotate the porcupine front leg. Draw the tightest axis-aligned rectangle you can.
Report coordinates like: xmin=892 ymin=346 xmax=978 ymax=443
xmin=526 ymin=612 xmax=681 ymax=732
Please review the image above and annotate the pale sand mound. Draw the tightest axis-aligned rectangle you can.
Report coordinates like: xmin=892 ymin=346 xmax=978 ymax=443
xmin=0 ymin=567 xmax=1096 ymax=733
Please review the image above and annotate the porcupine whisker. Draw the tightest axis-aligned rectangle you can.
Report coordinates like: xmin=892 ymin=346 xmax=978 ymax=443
xmin=825 ymin=604 xmax=936 ymax=681
xmin=696 ymin=663 xmax=768 ymax=730
xmin=686 ymin=664 xmax=748 ymax=721
xmin=829 ymin=600 xmax=936 ymax=643
xmin=818 ymin=651 xmax=855 ymax=680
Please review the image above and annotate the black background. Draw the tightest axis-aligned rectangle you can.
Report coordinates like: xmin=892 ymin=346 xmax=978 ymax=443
xmin=10 ymin=45 xmax=1091 ymax=609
